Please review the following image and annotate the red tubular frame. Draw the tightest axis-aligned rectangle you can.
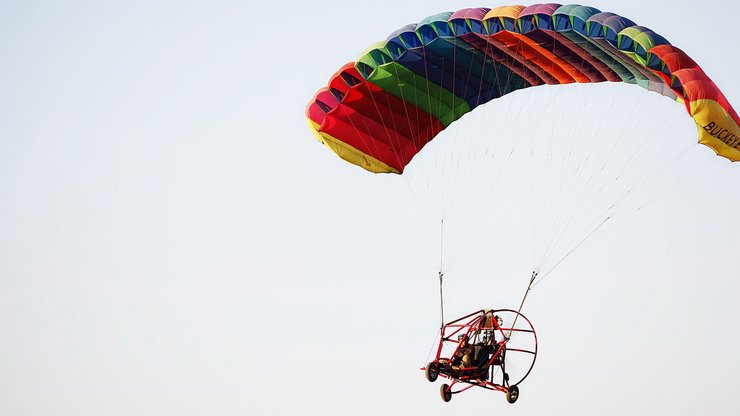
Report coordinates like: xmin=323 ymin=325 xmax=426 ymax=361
xmin=424 ymin=308 xmax=538 ymax=397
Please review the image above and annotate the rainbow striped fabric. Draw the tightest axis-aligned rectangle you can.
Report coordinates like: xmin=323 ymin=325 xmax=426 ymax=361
xmin=307 ymin=4 xmax=739 ymax=173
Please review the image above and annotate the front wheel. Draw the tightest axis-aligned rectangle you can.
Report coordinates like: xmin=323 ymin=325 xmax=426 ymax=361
xmin=425 ymin=362 xmax=439 ymax=382
xmin=440 ymin=384 xmax=452 ymax=402
xmin=506 ymin=385 xmax=519 ymax=404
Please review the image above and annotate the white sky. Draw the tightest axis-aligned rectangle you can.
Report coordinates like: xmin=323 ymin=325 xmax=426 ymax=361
xmin=1 ymin=1 xmax=738 ymax=415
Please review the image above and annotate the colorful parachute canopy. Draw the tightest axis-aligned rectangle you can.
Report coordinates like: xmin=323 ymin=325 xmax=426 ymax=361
xmin=306 ymin=4 xmax=739 ymax=173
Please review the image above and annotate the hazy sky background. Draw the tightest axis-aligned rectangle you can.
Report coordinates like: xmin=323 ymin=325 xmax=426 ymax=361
xmin=1 ymin=1 xmax=738 ymax=415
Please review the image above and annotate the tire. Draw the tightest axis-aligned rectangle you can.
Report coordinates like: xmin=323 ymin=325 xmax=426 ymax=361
xmin=425 ymin=362 xmax=439 ymax=382
xmin=440 ymin=384 xmax=452 ymax=402
xmin=506 ymin=385 xmax=519 ymax=404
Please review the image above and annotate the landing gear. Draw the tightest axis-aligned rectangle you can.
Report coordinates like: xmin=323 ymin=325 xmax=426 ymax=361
xmin=506 ymin=385 xmax=519 ymax=404
xmin=425 ymin=362 xmax=438 ymax=382
xmin=440 ymin=384 xmax=452 ymax=402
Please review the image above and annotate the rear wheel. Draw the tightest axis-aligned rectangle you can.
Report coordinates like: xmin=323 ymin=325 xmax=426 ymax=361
xmin=440 ymin=384 xmax=452 ymax=402
xmin=506 ymin=385 xmax=519 ymax=404
xmin=425 ymin=362 xmax=439 ymax=382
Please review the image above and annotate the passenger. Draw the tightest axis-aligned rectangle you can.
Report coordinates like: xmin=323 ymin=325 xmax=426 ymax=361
xmin=452 ymin=334 xmax=474 ymax=369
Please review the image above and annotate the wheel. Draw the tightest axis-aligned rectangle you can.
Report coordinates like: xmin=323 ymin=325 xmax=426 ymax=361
xmin=506 ymin=385 xmax=519 ymax=404
xmin=440 ymin=384 xmax=452 ymax=402
xmin=425 ymin=362 xmax=439 ymax=382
